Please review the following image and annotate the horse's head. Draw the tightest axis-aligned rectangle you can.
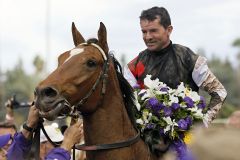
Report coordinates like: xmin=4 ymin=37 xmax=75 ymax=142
xmin=35 ymin=22 xmax=109 ymax=120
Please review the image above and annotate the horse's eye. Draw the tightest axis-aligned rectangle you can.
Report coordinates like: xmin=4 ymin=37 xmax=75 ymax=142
xmin=87 ymin=60 xmax=97 ymax=68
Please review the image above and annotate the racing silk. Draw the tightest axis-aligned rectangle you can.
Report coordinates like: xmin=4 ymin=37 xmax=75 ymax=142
xmin=124 ymin=42 xmax=227 ymax=122
xmin=125 ymin=42 xmax=199 ymax=90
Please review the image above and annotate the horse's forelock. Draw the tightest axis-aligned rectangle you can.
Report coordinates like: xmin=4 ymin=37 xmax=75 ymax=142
xmin=87 ymin=38 xmax=98 ymax=44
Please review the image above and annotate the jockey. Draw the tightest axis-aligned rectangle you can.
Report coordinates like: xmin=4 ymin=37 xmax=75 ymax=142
xmin=124 ymin=6 xmax=227 ymax=125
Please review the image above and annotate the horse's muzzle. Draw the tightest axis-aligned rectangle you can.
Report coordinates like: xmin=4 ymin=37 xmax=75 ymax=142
xmin=34 ymin=86 xmax=72 ymax=120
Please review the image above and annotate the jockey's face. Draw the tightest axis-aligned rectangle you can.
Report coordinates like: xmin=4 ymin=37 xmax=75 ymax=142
xmin=140 ymin=16 xmax=172 ymax=51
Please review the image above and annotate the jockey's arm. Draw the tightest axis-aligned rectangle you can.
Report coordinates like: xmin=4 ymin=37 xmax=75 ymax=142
xmin=192 ymin=56 xmax=227 ymax=124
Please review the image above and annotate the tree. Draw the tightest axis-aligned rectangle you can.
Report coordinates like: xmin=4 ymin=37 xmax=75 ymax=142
xmin=0 ymin=57 xmax=44 ymax=124
xmin=232 ymin=38 xmax=240 ymax=47
xmin=232 ymin=38 xmax=240 ymax=105
xmin=3 ymin=59 xmax=35 ymax=100
xmin=33 ymin=55 xmax=44 ymax=74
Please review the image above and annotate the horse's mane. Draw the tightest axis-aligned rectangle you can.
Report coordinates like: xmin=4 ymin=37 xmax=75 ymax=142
xmin=111 ymin=54 xmax=137 ymax=128
xmin=87 ymin=38 xmax=137 ymax=127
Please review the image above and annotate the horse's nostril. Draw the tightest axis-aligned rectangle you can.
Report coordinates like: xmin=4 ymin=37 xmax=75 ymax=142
xmin=42 ymin=87 xmax=58 ymax=98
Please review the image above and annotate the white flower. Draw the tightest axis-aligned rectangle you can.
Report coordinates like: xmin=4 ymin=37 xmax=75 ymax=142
xmin=135 ymin=102 xmax=141 ymax=111
xmin=194 ymin=110 xmax=204 ymax=118
xmin=134 ymin=91 xmax=141 ymax=111
xmin=188 ymin=107 xmax=204 ymax=119
xmin=174 ymin=82 xmax=192 ymax=98
xmin=180 ymin=104 xmax=187 ymax=108
xmin=144 ymin=75 xmax=160 ymax=90
xmin=147 ymin=113 xmax=153 ymax=122
xmin=136 ymin=111 xmax=153 ymax=129
xmin=169 ymin=94 xmax=179 ymax=105
xmin=139 ymin=88 xmax=160 ymax=101
xmin=138 ymin=89 xmax=147 ymax=95
xmin=142 ymin=110 xmax=151 ymax=124
xmin=139 ymin=89 xmax=151 ymax=100
xmin=134 ymin=76 xmax=207 ymax=140
xmin=136 ymin=118 xmax=143 ymax=125
xmin=189 ymin=91 xmax=200 ymax=102
xmin=178 ymin=92 xmax=185 ymax=98
xmin=158 ymin=83 xmax=168 ymax=90
xmin=168 ymin=88 xmax=175 ymax=94
xmin=176 ymin=82 xmax=185 ymax=94
xmin=163 ymin=117 xmax=178 ymax=137
xmin=155 ymin=90 xmax=167 ymax=95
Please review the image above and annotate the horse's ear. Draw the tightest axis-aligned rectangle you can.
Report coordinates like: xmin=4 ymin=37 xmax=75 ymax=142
xmin=72 ymin=22 xmax=85 ymax=46
xmin=97 ymin=22 xmax=109 ymax=54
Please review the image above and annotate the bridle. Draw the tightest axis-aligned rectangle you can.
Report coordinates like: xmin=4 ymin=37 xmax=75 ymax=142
xmin=74 ymin=42 xmax=110 ymax=109
xmin=35 ymin=42 xmax=140 ymax=159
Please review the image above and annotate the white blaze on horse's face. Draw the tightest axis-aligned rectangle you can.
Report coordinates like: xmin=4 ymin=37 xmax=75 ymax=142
xmin=64 ymin=48 xmax=84 ymax=63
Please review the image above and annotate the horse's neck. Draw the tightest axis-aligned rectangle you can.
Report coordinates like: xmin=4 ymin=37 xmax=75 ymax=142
xmin=83 ymin=72 xmax=136 ymax=144
xmin=82 ymin=68 xmax=156 ymax=160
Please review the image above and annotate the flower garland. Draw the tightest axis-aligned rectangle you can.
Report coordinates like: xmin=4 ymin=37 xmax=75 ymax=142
xmin=134 ymin=75 xmax=209 ymax=160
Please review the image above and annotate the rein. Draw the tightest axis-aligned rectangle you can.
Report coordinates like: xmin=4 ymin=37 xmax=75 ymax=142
xmin=75 ymin=130 xmax=140 ymax=151
xmin=40 ymin=121 xmax=140 ymax=151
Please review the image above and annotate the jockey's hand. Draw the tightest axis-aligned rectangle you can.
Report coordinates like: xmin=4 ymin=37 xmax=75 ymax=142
xmin=60 ymin=121 xmax=83 ymax=152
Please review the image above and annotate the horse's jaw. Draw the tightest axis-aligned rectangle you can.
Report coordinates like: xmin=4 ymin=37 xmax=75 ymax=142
xmin=39 ymin=102 xmax=70 ymax=120
xmin=35 ymin=96 xmax=72 ymax=121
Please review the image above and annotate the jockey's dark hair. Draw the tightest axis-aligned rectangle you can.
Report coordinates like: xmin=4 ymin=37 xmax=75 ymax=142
xmin=140 ymin=6 xmax=171 ymax=29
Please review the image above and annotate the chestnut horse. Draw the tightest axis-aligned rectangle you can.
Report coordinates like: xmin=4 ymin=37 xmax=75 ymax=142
xmin=35 ymin=22 xmax=158 ymax=160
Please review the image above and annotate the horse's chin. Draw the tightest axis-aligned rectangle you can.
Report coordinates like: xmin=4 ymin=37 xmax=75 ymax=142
xmin=39 ymin=101 xmax=71 ymax=121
